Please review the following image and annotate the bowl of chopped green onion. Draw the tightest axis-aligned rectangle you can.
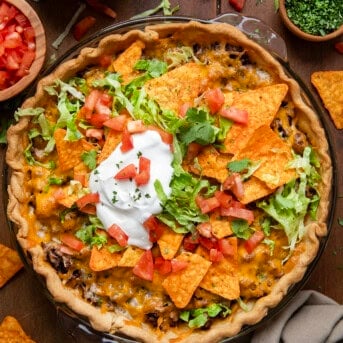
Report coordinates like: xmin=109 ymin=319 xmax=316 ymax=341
xmin=279 ymin=0 xmax=343 ymax=42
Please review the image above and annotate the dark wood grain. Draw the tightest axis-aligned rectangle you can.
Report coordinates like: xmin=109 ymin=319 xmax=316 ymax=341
xmin=0 ymin=1 xmax=342 ymax=342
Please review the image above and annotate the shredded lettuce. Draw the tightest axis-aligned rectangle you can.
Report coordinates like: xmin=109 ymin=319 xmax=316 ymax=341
xmin=258 ymin=147 xmax=321 ymax=250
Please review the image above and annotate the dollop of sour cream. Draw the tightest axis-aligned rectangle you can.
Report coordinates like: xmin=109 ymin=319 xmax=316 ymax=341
xmin=89 ymin=130 xmax=174 ymax=250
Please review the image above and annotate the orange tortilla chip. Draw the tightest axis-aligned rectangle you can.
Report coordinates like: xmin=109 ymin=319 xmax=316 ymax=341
xmin=240 ymin=176 xmax=274 ymax=204
xmin=224 ymin=83 xmax=288 ymax=154
xmin=144 ymin=62 xmax=210 ymax=113
xmin=97 ymin=129 xmax=122 ymax=164
xmin=110 ymin=40 xmax=145 ymax=83
xmin=0 ymin=244 xmax=23 ymax=288
xmin=157 ymin=229 xmax=183 ymax=260
xmin=54 ymin=128 xmax=95 ymax=172
xmin=210 ymin=212 xmax=233 ymax=239
xmin=188 ymin=146 xmax=231 ymax=183
xmin=162 ymin=252 xmax=211 ymax=308
xmin=198 ymin=238 xmax=240 ymax=300
xmin=118 ymin=246 xmax=145 ymax=267
xmin=0 ymin=316 xmax=36 ymax=342
xmin=89 ymin=246 xmax=122 ymax=272
xmin=234 ymin=125 xmax=296 ymax=189
xmin=311 ymin=71 xmax=343 ymax=129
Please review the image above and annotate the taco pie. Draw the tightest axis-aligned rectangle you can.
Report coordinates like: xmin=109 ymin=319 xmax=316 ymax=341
xmin=6 ymin=21 xmax=332 ymax=342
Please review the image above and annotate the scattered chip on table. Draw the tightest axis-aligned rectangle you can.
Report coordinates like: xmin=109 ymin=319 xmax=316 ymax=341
xmin=0 ymin=244 xmax=23 ymax=288
xmin=224 ymin=83 xmax=289 ymax=154
xmin=0 ymin=316 xmax=36 ymax=343
xmin=311 ymin=71 xmax=343 ymax=129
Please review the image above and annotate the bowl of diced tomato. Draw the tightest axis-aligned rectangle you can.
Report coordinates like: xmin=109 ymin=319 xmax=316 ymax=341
xmin=0 ymin=0 xmax=46 ymax=101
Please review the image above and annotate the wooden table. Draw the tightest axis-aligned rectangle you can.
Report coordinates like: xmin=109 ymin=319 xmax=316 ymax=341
xmin=0 ymin=1 xmax=342 ymax=342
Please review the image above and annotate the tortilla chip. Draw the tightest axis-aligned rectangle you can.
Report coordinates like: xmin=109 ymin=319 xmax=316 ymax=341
xmin=210 ymin=214 xmax=233 ymax=239
xmin=54 ymin=128 xmax=95 ymax=172
xmin=118 ymin=246 xmax=145 ymax=267
xmin=240 ymin=176 xmax=274 ymax=204
xmin=0 ymin=316 xmax=36 ymax=343
xmin=162 ymin=252 xmax=211 ymax=308
xmin=89 ymin=246 xmax=122 ymax=272
xmin=0 ymin=244 xmax=23 ymax=288
xmin=144 ymin=62 xmax=210 ymax=113
xmin=224 ymin=83 xmax=289 ymax=154
xmin=311 ymin=71 xmax=343 ymax=129
xmin=35 ymin=190 xmax=59 ymax=218
xmin=198 ymin=238 xmax=240 ymax=300
xmin=188 ymin=146 xmax=231 ymax=183
xmin=97 ymin=129 xmax=122 ymax=164
xmin=157 ymin=229 xmax=183 ymax=260
xmin=234 ymin=125 xmax=296 ymax=189
xmin=110 ymin=40 xmax=145 ymax=83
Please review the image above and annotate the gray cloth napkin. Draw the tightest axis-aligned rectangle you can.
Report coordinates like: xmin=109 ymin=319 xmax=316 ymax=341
xmin=251 ymin=290 xmax=343 ymax=343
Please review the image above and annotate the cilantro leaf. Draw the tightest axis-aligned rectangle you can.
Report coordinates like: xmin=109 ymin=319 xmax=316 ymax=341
xmin=231 ymin=219 xmax=252 ymax=240
xmin=227 ymin=158 xmax=251 ymax=173
xmin=81 ymin=150 xmax=97 ymax=170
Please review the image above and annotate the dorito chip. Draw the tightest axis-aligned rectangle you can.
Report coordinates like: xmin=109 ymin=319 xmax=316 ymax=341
xmin=89 ymin=246 xmax=122 ymax=272
xmin=210 ymin=212 xmax=233 ymax=239
xmin=240 ymin=176 xmax=274 ymax=205
xmin=157 ymin=229 xmax=183 ymax=260
xmin=234 ymin=125 xmax=296 ymax=190
xmin=144 ymin=62 xmax=210 ymax=113
xmin=118 ymin=246 xmax=144 ymax=267
xmin=198 ymin=238 xmax=240 ymax=300
xmin=311 ymin=71 xmax=343 ymax=129
xmin=224 ymin=83 xmax=288 ymax=154
xmin=162 ymin=252 xmax=211 ymax=308
xmin=109 ymin=40 xmax=145 ymax=83
xmin=0 ymin=316 xmax=35 ymax=343
xmin=0 ymin=244 xmax=23 ymax=288
xmin=54 ymin=128 xmax=95 ymax=171
xmin=97 ymin=129 xmax=122 ymax=164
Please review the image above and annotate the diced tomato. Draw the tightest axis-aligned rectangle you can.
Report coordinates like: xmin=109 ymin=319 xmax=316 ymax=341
xmin=214 ymin=190 xmax=233 ymax=208
xmin=204 ymin=88 xmax=225 ymax=114
xmin=120 ymin=129 xmax=134 ymax=152
xmin=219 ymin=107 xmax=248 ymax=125
xmin=230 ymin=199 xmax=246 ymax=209
xmin=178 ymin=102 xmax=191 ymax=117
xmin=4 ymin=31 xmax=22 ymax=49
xmin=154 ymin=256 xmax=172 ymax=275
xmin=218 ymin=238 xmax=235 ymax=257
xmin=82 ymin=90 xmax=102 ymax=118
xmin=60 ymin=233 xmax=85 ymax=252
xmin=98 ymin=54 xmax=113 ymax=68
xmin=15 ymin=13 xmax=29 ymax=27
xmin=89 ymin=112 xmax=110 ymax=128
xmin=334 ymin=42 xmax=343 ymax=54
xmin=114 ymin=163 xmax=137 ymax=180
xmin=133 ymin=250 xmax=154 ymax=281
xmin=184 ymin=142 xmax=201 ymax=163
xmin=95 ymin=93 xmax=112 ymax=116
xmin=244 ymin=230 xmax=265 ymax=254
xmin=108 ymin=224 xmax=128 ymax=247
xmin=209 ymin=248 xmax=224 ymax=262
xmin=78 ymin=204 xmax=97 ymax=215
xmin=73 ymin=16 xmax=96 ymax=41
xmin=229 ymin=0 xmax=246 ymax=12
xmin=199 ymin=236 xmax=218 ymax=250
xmin=0 ymin=70 xmax=9 ymax=89
xmin=76 ymin=192 xmax=100 ymax=209
xmin=16 ymin=50 xmax=35 ymax=78
xmin=127 ymin=120 xmax=147 ymax=133
xmin=195 ymin=195 xmax=221 ymax=214
xmin=85 ymin=128 xmax=103 ymax=140
xmin=196 ymin=222 xmax=213 ymax=238
xmin=143 ymin=215 xmax=165 ymax=242
xmin=220 ymin=206 xmax=254 ymax=224
xmin=85 ymin=0 xmax=117 ymax=19
xmin=103 ymin=115 xmax=127 ymax=131
xmin=222 ymin=173 xmax=245 ymax=200
xmin=5 ymin=53 xmax=19 ymax=70
xmin=135 ymin=156 xmax=150 ymax=186
xmin=183 ymin=233 xmax=199 ymax=252
xmin=23 ymin=26 xmax=35 ymax=43
xmin=74 ymin=173 xmax=87 ymax=187
xmin=171 ymin=259 xmax=189 ymax=273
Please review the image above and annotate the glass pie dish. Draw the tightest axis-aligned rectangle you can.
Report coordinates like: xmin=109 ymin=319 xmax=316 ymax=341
xmin=5 ymin=13 xmax=337 ymax=343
